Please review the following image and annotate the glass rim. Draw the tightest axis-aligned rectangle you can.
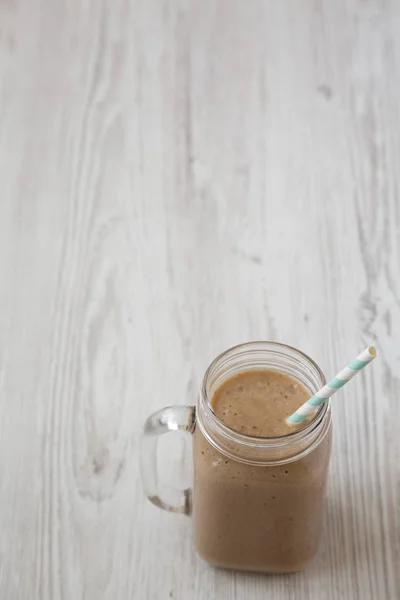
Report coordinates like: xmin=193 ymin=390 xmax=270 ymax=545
xmin=200 ymin=340 xmax=328 ymax=448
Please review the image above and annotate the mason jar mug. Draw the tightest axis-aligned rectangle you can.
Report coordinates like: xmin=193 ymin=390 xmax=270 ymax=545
xmin=140 ymin=342 xmax=332 ymax=573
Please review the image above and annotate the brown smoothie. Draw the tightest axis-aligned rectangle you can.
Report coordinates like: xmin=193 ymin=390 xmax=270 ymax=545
xmin=193 ymin=368 xmax=332 ymax=573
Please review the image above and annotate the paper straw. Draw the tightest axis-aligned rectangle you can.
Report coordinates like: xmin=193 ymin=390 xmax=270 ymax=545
xmin=286 ymin=346 xmax=377 ymax=424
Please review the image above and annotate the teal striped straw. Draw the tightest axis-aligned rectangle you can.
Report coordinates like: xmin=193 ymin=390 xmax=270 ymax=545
xmin=287 ymin=346 xmax=377 ymax=424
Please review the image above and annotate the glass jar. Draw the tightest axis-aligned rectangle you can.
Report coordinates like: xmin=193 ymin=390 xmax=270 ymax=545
xmin=140 ymin=341 xmax=332 ymax=573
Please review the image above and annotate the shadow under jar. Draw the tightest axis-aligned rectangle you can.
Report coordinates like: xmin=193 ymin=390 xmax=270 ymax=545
xmin=141 ymin=342 xmax=332 ymax=574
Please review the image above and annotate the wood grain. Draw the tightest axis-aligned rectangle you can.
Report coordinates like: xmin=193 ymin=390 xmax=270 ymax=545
xmin=0 ymin=0 xmax=399 ymax=598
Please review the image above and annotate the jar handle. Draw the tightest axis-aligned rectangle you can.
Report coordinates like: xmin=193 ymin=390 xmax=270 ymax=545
xmin=140 ymin=406 xmax=196 ymax=515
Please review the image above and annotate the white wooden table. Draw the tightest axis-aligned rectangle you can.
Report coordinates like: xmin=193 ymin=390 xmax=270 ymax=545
xmin=0 ymin=1 xmax=399 ymax=598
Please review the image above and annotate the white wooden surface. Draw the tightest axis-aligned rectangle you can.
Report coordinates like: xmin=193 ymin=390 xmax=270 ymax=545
xmin=0 ymin=1 xmax=399 ymax=598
